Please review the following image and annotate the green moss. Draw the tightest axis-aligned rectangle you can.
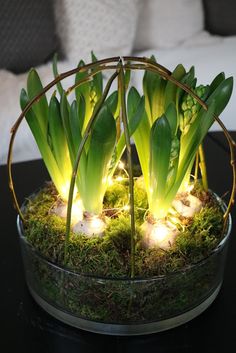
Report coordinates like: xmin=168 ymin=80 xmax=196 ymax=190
xmin=175 ymin=204 xmax=223 ymax=262
xmin=23 ymin=181 xmax=224 ymax=278
xmin=104 ymin=176 xmax=148 ymax=221
xmin=104 ymin=183 xmax=128 ymax=209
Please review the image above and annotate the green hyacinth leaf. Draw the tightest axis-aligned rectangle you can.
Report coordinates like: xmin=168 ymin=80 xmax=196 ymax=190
xmin=77 ymin=93 xmax=86 ymax=133
xmin=206 ymin=77 xmax=233 ymax=117
xmin=143 ymin=55 xmax=166 ymax=123
xmin=127 ymin=87 xmax=145 ymax=136
xmin=150 ymin=115 xmax=172 ymax=215
xmin=91 ymin=51 xmax=103 ymax=99
xmin=132 ymin=112 xmax=150 ymax=192
xmin=52 ymin=53 xmax=64 ymax=97
xmin=70 ymin=100 xmax=82 ymax=153
xmin=20 ymin=89 xmax=65 ymax=197
xmin=209 ymin=72 xmax=225 ymax=95
xmin=164 ymin=64 xmax=186 ymax=110
xmin=83 ymin=105 xmax=117 ymax=214
xmin=125 ymin=86 xmax=150 ymax=190
xmin=176 ymin=66 xmax=196 ymax=106
xmin=69 ymin=99 xmax=87 ymax=180
xmin=75 ymin=60 xmax=92 ymax=131
xmin=105 ymin=91 xmax=118 ymax=117
xmin=75 ymin=60 xmax=90 ymax=100
xmin=48 ymin=96 xmax=71 ymax=180
xmin=69 ymin=99 xmax=87 ymax=192
xmin=60 ymin=92 xmax=75 ymax=161
xmin=111 ymin=88 xmax=146 ymax=177
xmin=27 ymin=68 xmax=48 ymax=137
xmin=165 ymin=102 xmax=178 ymax=136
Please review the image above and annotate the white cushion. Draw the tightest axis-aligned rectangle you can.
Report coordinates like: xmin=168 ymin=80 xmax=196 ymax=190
xmin=134 ymin=0 xmax=204 ymax=50
xmin=182 ymin=30 xmax=222 ymax=47
xmin=55 ymin=0 xmax=141 ymax=65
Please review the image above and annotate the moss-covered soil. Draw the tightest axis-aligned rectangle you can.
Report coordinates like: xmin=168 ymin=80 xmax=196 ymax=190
xmin=23 ymin=179 xmax=225 ymax=278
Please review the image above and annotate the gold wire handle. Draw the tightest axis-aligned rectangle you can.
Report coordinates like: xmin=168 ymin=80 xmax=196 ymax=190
xmin=7 ymin=56 xmax=236 ymax=258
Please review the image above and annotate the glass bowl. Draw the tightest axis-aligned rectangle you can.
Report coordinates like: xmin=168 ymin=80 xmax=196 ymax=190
xmin=17 ymin=194 xmax=232 ymax=335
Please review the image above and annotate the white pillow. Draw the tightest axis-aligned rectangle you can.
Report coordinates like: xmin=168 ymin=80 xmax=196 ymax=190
xmin=55 ymin=0 xmax=141 ymax=65
xmin=134 ymin=0 xmax=204 ymax=50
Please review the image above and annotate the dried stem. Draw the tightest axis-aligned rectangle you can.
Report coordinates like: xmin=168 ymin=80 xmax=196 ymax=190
xmin=65 ymin=65 xmax=118 ymax=95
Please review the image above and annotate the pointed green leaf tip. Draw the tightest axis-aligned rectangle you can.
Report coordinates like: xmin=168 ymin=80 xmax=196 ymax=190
xmin=91 ymin=51 xmax=103 ymax=97
xmin=52 ymin=53 xmax=63 ymax=97
xmin=20 ymin=86 xmax=65 ymax=197
xmin=105 ymin=91 xmax=118 ymax=117
xmin=27 ymin=68 xmax=48 ymax=136
xmin=127 ymin=87 xmax=145 ymax=135
xmin=48 ymin=96 xmax=71 ymax=182
xmin=164 ymin=64 xmax=186 ymax=110
xmin=165 ymin=102 xmax=177 ymax=136
xmin=207 ymin=76 xmax=233 ymax=116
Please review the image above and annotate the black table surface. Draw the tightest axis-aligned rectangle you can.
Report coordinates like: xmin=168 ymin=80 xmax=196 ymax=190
xmin=1 ymin=132 xmax=236 ymax=353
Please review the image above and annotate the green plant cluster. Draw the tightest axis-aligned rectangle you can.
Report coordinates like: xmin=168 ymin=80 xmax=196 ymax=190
xmin=131 ymin=57 xmax=233 ymax=218
xmin=21 ymin=53 xmax=119 ymax=212
xmin=21 ymin=54 xmax=233 ymax=223
xmin=23 ymin=181 xmax=224 ymax=278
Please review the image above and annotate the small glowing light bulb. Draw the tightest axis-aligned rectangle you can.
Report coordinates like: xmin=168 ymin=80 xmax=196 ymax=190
xmin=90 ymin=217 xmax=104 ymax=229
xmin=142 ymin=220 xmax=179 ymax=249
xmin=107 ymin=177 xmax=113 ymax=186
xmin=152 ymin=224 xmax=170 ymax=243
xmin=118 ymin=161 xmax=125 ymax=169
xmin=123 ymin=205 xmax=130 ymax=211
xmin=116 ymin=176 xmax=123 ymax=182
xmin=73 ymin=215 xmax=106 ymax=236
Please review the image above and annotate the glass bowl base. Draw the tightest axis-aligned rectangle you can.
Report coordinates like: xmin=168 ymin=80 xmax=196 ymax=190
xmin=28 ymin=282 xmax=222 ymax=336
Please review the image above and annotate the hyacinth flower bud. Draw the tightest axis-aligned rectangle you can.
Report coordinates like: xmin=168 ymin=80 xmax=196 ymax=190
xmin=180 ymin=85 xmax=209 ymax=135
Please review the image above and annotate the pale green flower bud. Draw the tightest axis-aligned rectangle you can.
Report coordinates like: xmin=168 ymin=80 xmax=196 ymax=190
xmin=180 ymin=84 xmax=209 ymax=134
